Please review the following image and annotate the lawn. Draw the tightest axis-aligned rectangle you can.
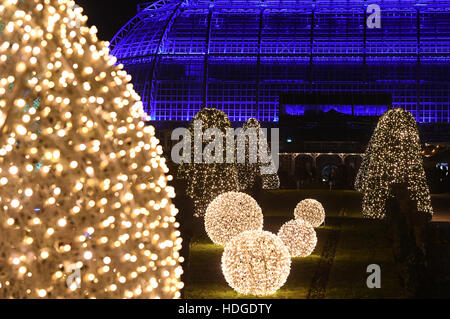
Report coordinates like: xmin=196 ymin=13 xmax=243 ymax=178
xmin=184 ymin=189 xmax=408 ymax=299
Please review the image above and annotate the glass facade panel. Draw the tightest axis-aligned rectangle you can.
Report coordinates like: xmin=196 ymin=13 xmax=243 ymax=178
xmin=111 ymin=0 xmax=450 ymax=122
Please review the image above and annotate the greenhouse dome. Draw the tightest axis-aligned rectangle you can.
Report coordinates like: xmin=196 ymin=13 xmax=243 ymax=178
xmin=110 ymin=0 xmax=450 ymax=122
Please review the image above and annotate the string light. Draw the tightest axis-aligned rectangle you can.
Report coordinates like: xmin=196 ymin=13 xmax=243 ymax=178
xmin=0 ymin=0 xmax=182 ymax=298
xmin=221 ymin=230 xmax=291 ymax=296
xmin=294 ymin=199 xmax=326 ymax=227
xmin=205 ymin=192 xmax=263 ymax=246
xmin=277 ymin=219 xmax=317 ymax=257
xmin=357 ymin=108 xmax=433 ymax=219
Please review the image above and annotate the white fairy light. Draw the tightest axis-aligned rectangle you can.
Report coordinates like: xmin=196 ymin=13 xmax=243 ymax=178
xmin=277 ymin=219 xmax=317 ymax=257
xmin=294 ymin=199 xmax=326 ymax=227
xmin=205 ymin=192 xmax=263 ymax=246
xmin=221 ymin=230 xmax=291 ymax=296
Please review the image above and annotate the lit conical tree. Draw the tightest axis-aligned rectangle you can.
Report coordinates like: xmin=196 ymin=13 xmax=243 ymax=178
xmin=237 ymin=118 xmax=262 ymax=192
xmin=358 ymin=108 xmax=433 ymax=219
xmin=178 ymin=108 xmax=238 ymax=217
xmin=237 ymin=118 xmax=279 ymax=192
xmin=0 ymin=0 xmax=182 ymax=298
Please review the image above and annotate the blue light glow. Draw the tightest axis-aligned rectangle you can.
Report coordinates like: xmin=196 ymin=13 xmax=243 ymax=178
xmin=110 ymin=0 xmax=450 ymax=123
xmin=284 ymin=104 xmax=389 ymax=116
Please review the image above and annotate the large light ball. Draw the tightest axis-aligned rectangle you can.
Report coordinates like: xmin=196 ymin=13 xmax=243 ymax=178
xmin=294 ymin=199 xmax=325 ymax=227
xmin=221 ymin=231 xmax=291 ymax=296
xmin=278 ymin=219 xmax=317 ymax=257
xmin=205 ymin=192 xmax=263 ymax=246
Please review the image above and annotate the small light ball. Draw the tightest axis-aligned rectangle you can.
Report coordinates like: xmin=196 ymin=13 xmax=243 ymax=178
xmin=278 ymin=219 xmax=317 ymax=257
xmin=294 ymin=199 xmax=325 ymax=227
xmin=262 ymin=173 xmax=280 ymax=190
xmin=205 ymin=192 xmax=263 ymax=246
xmin=222 ymin=230 xmax=291 ymax=296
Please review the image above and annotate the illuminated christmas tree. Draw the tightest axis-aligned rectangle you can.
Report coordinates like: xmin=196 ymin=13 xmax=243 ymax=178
xmin=178 ymin=108 xmax=238 ymax=217
xmin=0 ymin=0 xmax=182 ymax=298
xmin=358 ymin=108 xmax=433 ymax=219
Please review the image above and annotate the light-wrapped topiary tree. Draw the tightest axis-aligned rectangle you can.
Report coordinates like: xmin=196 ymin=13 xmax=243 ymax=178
xmin=0 ymin=0 xmax=182 ymax=298
xmin=237 ymin=118 xmax=261 ymax=193
xmin=358 ymin=108 xmax=433 ymax=219
xmin=237 ymin=118 xmax=279 ymax=192
xmin=178 ymin=108 xmax=238 ymax=217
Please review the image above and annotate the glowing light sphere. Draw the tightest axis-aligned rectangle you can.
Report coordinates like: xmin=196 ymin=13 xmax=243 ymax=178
xmin=205 ymin=192 xmax=263 ymax=246
xmin=294 ymin=199 xmax=325 ymax=227
xmin=277 ymin=219 xmax=317 ymax=257
xmin=221 ymin=231 xmax=291 ymax=296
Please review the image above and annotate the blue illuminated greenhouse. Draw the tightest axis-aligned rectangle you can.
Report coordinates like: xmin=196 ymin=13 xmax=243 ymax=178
xmin=110 ymin=0 xmax=450 ymax=123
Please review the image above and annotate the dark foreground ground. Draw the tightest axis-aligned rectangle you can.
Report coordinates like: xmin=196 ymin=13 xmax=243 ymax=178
xmin=184 ymin=190 xmax=450 ymax=299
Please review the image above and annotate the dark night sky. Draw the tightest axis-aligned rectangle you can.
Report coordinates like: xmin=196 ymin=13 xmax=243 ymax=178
xmin=75 ymin=0 xmax=145 ymax=41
